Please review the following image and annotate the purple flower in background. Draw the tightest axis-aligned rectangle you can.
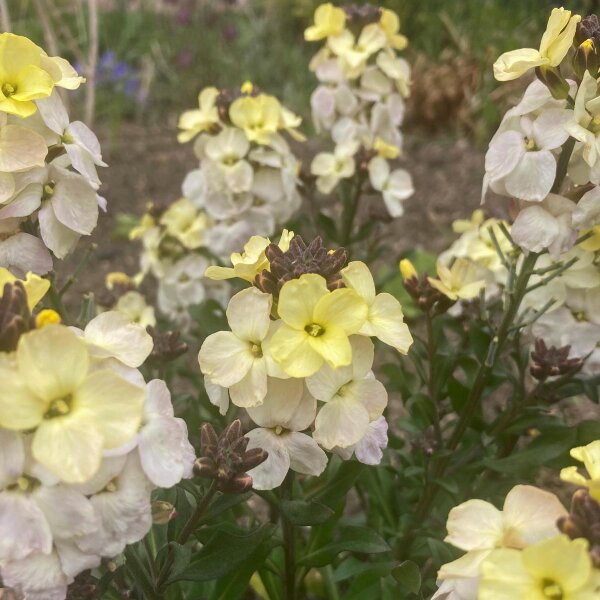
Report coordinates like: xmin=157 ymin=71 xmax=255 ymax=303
xmin=222 ymin=24 xmax=238 ymax=42
xmin=176 ymin=50 xmax=194 ymax=69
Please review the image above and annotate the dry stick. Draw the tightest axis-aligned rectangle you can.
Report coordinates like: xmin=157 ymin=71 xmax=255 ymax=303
xmin=84 ymin=0 xmax=99 ymax=126
xmin=0 ymin=0 xmax=11 ymax=32
xmin=33 ymin=0 xmax=60 ymax=56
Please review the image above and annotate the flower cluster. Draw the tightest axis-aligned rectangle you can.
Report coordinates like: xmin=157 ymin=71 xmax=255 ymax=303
xmin=133 ymin=81 xmax=303 ymax=325
xmin=0 ymin=33 xmax=107 ymax=276
xmin=198 ymin=231 xmax=412 ymax=489
xmin=305 ymin=3 xmax=414 ymax=217
xmin=0 ymin=271 xmax=195 ymax=600
xmin=434 ymin=440 xmax=600 ymax=599
xmin=479 ymin=6 xmax=600 ymax=374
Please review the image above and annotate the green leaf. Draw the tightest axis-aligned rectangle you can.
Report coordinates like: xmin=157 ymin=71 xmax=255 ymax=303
xmin=392 ymin=561 xmax=421 ymax=594
xmin=298 ymin=526 xmax=390 ymax=567
xmin=168 ymin=523 xmax=277 ymax=583
xmin=281 ymin=499 xmax=335 ymax=526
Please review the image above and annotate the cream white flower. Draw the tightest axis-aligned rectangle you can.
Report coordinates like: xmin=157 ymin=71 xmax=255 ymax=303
xmin=341 ymin=260 xmax=412 ymax=353
xmin=328 ymin=24 xmax=387 ymax=78
xmin=512 ymin=193 xmax=576 ymax=257
xmin=245 ymin=377 xmax=327 ymax=490
xmin=438 ymin=485 xmax=566 ymax=582
xmin=311 ymin=140 xmax=357 ymax=194
xmin=367 ymin=155 xmax=413 ymax=217
xmin=334 ymin=415 xmax=388 ymax=465
xmin=36 ymin=91 xmax=106 ymax=189
xmin=493 ymin=8 xmax=580 ymax=81
xmin=107 ymin=379 xmax=196 ymax=489
xmin=307 ymin=336 xmax=387 ymax=450
xmin=485 ymin=109 xmax=571 ymax=202
xmin=199 ymin=287 xmax=281 ymax=407
xmin=75 ymin=455 xmax=153 ymax=557
xmin=204 ymin=127 xmax=253 ymax=194
xmin=115 ymin=290 xmax=156 ymax=329
xmin=82 ymin=310 xmax=153 ymax=369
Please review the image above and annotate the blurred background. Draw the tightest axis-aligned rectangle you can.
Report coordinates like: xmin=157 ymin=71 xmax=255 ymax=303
xmin=2 ymin=0 xmax=599 ymax=286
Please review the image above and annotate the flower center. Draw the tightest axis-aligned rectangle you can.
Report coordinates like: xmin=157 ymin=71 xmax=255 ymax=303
xmin=104 ymin=480 xmax=118 ymax=493
xmin=1 ymin=83 xmax=15 ymax=97
xmin=305 ymin=323 xmax=325 ymax=337
xmin=274 ymin=425 xmax=285 ymax=435
xmin=250 ymin=343 xmax=263 ymax=358
xmin=541 ymin=579 xmax=563 ymax=600
xmin=7 ymin=475 xmax=39 ymax=493
xmin=524 ymin=136 xmax=537 ymax=151
xmin=44 ymin=395 xmax=73 ymax=419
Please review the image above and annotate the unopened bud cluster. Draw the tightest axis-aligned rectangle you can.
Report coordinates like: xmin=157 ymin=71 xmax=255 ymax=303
xmin=194 ymin=421 xmax=268 ymax=494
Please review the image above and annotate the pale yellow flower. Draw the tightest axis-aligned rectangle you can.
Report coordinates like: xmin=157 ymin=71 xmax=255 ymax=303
xmin=269 ymin=273 xmax=368 ymax=377
xmin=399 ymin=258 xmax=418 ymax=281
xmin=374 ymin=136 xmax=400 ymax=159
xmin=428 ymin=258 xmax=485 ymax=301
xmin=159 ymin=197 xmax=209 ymax=250
xmin=0 ymin=34 xmax=56 ymax=117
xmin=341 ymin=261 xmax=413 ymax=353
xmin=205 ymin=229 xmax=294 ymax=282
xmin=479 ymin=535 xmax=600 ymax=599
xmin=229 ymin=93 xmax=282 ymax=145
xmin=304 ymin=3 xmax=346 ymax=42
xmin=0 ymin=325 xmax=144 ymax=483
xmin=379 ymin=9 xmax=408 ymax=51
xmin=178 ymin=87 xmax=220 ymax=143
xmin=494 ymin=8 xmax=581 ymax=81
xmin=561 ymin=440 xmax=600 ymax=501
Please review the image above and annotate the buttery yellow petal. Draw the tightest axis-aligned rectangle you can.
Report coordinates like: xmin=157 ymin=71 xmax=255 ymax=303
xmin=17 ymin=325 xmax=89 ymax=402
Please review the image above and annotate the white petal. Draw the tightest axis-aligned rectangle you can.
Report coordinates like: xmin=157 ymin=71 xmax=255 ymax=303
xmin=139 ymin=416 xmax=195 ymax=487
xmin=38 ymin=201 xmax=80 ymax=258
xmin=198 ymin=331 xmax=253 ymax=387
xmin=512 ymin=206 xmax=560 ymax=253
xmin=445 ymin=499 xmax=503 ymax=551
xmin=245 ymin=428 xmax=290 ymax=490
xmin=229 ymin=358 xmax=268 ymax=407
xmin=0 ymin=493 xmax=52 ymax=562
xmin=502 ymin=485 xmax=566 ymax=546
xmin=283 ymin=431 xmax=328 ymax=476
xmin=144 ymin=379 xmax=174 ymax=418
xmin=204 ymin=377 xmax=229 ymax=415
xmin=35 ymin=91 xmax=69 ymax=134
xmin=354 ymin=416 xmax=388 ymax=465
xmin=226 ymin=287 xmax=272 ymax=342
xmin=573 ymin=185 xmax=600 ymax=228
xmin=84 ymin=311 xmax=153 ymax=367
xmin=485 ymin=130 xmax=525 ymax=181
xmin=246 ymin=377 xmax=314 ymax=430
xmin=532 ymin=108 xmax=572 ymax=150
xmin=313 ymin=396 xmax=370 ymax=449
xmin=0 ymin=430 xmax=25 ymax=488
xmin=33 ymin=485 xmax=98 ymax=539
xmin=504 ymin=150 xmax=556 ymax=201
xmin=1 ymin=550 xmax=68 ymax=600
xmin=51 ymin=173 xmax=98 ymax=235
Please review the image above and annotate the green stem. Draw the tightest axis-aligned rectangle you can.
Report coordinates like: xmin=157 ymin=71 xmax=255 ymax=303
xmin=124 ymin=547 xmax=161 ymax=600
xmin=281 ymin=472 xmax=297 ymax=600
xmin=341 ymin=173 xmax=365 ymax=245
xmin=426 ymin=312 xmax=443 ymax=445
xmin=322 ymin=565 xmax=340 ymax=600
xmin=550 ymin=137 xmax=575 ymax=194
xmin=395 ymin=251 xmax=539 ymax=559
xmin=155 ymin=481 xmax=218 ymax=592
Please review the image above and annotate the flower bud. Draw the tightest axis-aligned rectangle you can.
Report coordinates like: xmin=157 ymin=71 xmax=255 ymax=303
xmin=35 ymin=309 xmax=61 ymax=329
xmin=399 ymin=258 xmax=418 ymax=282
xmin=151 ymin=500 xmax=177 ymax=525
xmin=535 ymin=65 xmax=570 ymax=100
xmin=573 ymin=39 xmax=599 ymax=79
